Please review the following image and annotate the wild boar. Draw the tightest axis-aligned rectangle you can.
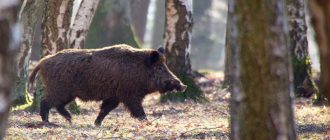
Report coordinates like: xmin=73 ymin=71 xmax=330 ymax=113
xmin=28 ymin=44 xmax=187 ymax=126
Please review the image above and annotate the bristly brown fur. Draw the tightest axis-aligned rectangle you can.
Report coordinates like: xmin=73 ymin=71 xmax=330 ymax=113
xmin=28 ymin=44 xmax=186 ymax=126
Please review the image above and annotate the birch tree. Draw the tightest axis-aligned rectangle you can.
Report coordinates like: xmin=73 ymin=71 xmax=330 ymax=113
xmin=68 ymin=0 xmax=100 ymax=49
xmin=287 ymin=0 xmax=318 ymax=98
xmin=32 ymin=0 xmax=99 ymax=112
xmin=0 ymin=0 xmax=21 ymax=138
xmin=308 ymin=0 xmax=330 ymax=103
xmin=14 ymin=0 xmax=44 ymax=106
xmin=161 ymin=0 xmax=205 ymax=102
xmin=30 ymin=0 xmax=74 ymax=111
xmin=41 ymin=0 xmax=73 ymax=56
xmin=229 ymin=0 xmax=296 ymax=139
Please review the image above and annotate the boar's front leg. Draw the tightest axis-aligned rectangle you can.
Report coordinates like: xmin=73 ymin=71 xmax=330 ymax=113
xmin=123 ymin=100 xmax=147 ymax=121
xmin=94 ymin=97 xmax=120 ymax=126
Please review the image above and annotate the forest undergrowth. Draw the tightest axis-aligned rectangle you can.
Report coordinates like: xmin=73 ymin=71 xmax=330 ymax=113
xmin=5 ymin=72 xmax=330 ymax=139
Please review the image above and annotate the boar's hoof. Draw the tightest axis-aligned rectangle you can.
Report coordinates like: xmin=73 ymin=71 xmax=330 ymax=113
xmin=137 ymin=116 xmax=147 ymax=121
xmin=94 ymin=121 xmax=101 ymax=126
xmin=94 ymin=120 xmax=102 ymax=126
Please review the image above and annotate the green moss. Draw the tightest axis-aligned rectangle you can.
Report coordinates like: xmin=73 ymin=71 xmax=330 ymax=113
xmin=13 ymin=77 xmax=32 ymax=107
xmin=68 ymin=101 xmax=81 ymax=114
xmin=292 ymin=56 xmax=319 ymax=97
xmin=160 ymin=74 xmax=208 ymax=103
xmin=12 ymin=91 xmax=33 ymax=111
xmin=312 ymin=89 xmax=328 ymax=105
xmin=26 ymin=79 xmax=43 ymax=112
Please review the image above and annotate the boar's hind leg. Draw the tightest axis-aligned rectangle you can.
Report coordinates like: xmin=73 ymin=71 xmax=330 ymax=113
xmin=123 ymin=101 xmax=147 ymax=121
xmin=40 ymin=99 xmax=52 ymax=123
xmin=94 ymin=97 xmax=120 ymax=126
xmin=56 ymin=99 xmax=74 ymax=123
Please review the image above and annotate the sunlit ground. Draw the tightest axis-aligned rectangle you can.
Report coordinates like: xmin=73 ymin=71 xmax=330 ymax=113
xmin=5 ymin=72 xmax=329 ymax=139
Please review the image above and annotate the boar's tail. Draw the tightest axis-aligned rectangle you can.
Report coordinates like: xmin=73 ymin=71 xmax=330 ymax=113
xmin=27 ymin=63 xmax=41 ymax=94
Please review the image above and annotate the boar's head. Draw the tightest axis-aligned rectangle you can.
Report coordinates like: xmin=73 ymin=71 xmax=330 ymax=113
xmin=146 ymin=47 xmax=187 ymax=94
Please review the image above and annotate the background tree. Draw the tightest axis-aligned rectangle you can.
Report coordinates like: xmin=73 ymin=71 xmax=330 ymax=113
xmin=30 ymin=0 xmax=74 ymax=111
xmin=229 ymin=0 xmax=297 ymax=139
xmin=0 ymin=0 xmax=21 ymax=138
xmin=150 ymin=0 xmax=165 ymax=49
xmin=68 ymin=0 xmax=100 ymax=49
xmin=41 ymin=0 xmax=73 ymax=56
xmin=14 ymin=0 xmax=44 ymax=107
xmin=86 ymin=0 xmax=141 ymax=49
xmin=161 ymin=0 xmax=206 ymax=102
xmin=286 ymin=0 xmax=318 ymax=98
xmin=223 ymin=9 xmax=234 ymax=90
xmin=190 ymin=0 xmax=213 ymax=70
xmin=130 ymin=0 xmax=150 ymax=44
xmin=308 ymin=0 xmax=330 ymax=103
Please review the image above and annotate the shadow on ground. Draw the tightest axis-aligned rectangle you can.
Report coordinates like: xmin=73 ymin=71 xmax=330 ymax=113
xmin=297 ymin=123 xmax=330 ymax=134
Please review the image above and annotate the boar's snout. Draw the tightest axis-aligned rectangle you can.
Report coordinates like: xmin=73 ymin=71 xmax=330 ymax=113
xmin=163 ymin=79 xmax=187 ymax=93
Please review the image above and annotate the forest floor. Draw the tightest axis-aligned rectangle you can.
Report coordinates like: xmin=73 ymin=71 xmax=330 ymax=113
xmin=5 ymin=72 xmax=330 ymax=140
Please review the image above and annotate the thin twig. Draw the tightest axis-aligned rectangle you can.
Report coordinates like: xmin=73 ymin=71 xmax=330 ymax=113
xmin=216 ymin=109 xmax=229 ymax=116
xmin=94 ymin=128 xmax=103 ymax=137
xmin=97 ymin=136 xmax=126 ymax=140
xmin=150 ymin=116 xmax=161 ymax=123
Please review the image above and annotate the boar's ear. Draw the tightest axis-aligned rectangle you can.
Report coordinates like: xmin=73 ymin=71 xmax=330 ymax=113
xmin=145 ymin=51 xmax=160 ymax=67
xmin=157 ymin=47 xmax=165 ymax=55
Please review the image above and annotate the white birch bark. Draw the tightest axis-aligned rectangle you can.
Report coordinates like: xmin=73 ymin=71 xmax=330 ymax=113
xmin=164 ymin=0 xmax=193 ymax=74
xmin=287 ymin=0 xmax=317 ymax=97
xmin=15 ymin=0 xmax=44 ymax=105
xmin=162 ymin=0 xmax=205 ymax=102
xmin=68 ymin=0 xmax=100 ymax=49
xmin=41 ymin=0 xmax=74 ymax=56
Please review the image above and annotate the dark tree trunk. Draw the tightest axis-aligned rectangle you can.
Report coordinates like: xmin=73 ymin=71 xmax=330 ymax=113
xmin=0 ymin=0 xmax=21 ymax=138
xmin=190 ymin=0 xmax=213 ymax=70
xmin=223 ymin=9 xmax=234 ymax=90
xmin=150 ymin=0 xmax=165 ymax=49
xmin=86 ymin=0 xmax=141 ymax=49
xmin=287 ymin=0 xmax=318 ymax=98
xmin=14 ymin=0 xmax=44 ymax=107
xmin=229 ymin=0 xmax=297 ymax=139
xmin=308 ymin=0 xmax=330 ymax=103
xmin=161 ymin=0 xmax=205 ymax=102
xmin=130 ymin=0 xmax=150 ymax=44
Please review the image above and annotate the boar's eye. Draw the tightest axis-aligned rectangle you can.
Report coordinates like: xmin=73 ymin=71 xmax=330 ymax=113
xmin=155 ymin=66 xmax=164 ymax=71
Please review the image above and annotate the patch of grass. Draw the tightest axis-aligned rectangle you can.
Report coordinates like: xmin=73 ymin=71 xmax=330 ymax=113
xmin=68 ymin=101 xmax=81 ymax=115
xmin=12 ymin=91 xmax=33 ymax=111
